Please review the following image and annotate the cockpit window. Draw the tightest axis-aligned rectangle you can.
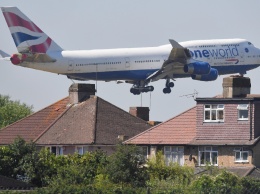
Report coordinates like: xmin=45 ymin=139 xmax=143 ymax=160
xmin=248 ymin=42 xmax=253 ymax=46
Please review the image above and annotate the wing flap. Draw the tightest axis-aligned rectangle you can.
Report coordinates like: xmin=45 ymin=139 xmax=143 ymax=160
xmin=146 ymin=39 xmax=191 ymax=82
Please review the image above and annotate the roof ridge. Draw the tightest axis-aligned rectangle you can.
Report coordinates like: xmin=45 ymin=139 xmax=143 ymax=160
xmin=96 ymin=96 xmax=150 ymax=123
xmin=124 ymin=106 xmax=196 ymax=144
xmin=0 ymin=97 xmax=69 ymax=132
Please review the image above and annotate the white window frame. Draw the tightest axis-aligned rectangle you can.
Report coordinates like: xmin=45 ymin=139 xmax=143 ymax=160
xmin=234 ymin=147 xmax=249 ymax=162
xmin=48 ymin=146 xmax=63 ymax=156
xmin=164 ymin=146 xmax=184 ymax=166
xmin=237 ymin=104 xmax=249 ymax=120
xmin=75 ymin=146 xmax=84 ymax=155
xmin=199 ymin=146 xmax=218 ymax=166
xmin=204 ymin=104 xmax=224 ymax=122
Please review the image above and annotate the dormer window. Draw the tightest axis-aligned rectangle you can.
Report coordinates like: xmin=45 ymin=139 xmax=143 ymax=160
xmin=204 ymin=104 xmax=224 ymax=122
xmin=237 ymin=104 xmax=249 ymax=120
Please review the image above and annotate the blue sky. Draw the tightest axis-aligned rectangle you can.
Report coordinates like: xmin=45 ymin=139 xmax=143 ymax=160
xmin=0 ymin=1 xmax=260 ymax=121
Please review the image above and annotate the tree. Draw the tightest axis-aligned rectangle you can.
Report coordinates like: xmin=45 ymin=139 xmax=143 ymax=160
xmin=105 ymin=144 xmax=148 ymax=188
xmin=0 ymin=94 xmax=33 ymax=128
xmin=0 ymin=137 xmax=36 ymax=179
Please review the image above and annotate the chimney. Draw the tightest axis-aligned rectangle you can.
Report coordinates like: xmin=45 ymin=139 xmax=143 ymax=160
xmin=129 ymin=107 xmax=150 ymax=121
xmin=69 ymin=83 xmax=96 ymax=104
xmin=222 ymin=76 xmax=251 ymax=98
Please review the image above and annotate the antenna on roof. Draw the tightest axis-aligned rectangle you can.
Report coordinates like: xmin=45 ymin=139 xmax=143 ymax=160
xmin=179 ymin=90 xmax=198 ymax=100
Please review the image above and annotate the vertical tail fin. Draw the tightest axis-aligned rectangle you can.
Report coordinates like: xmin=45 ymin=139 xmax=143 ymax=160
xmin=1 ymin=7 xmax=63 ymax=53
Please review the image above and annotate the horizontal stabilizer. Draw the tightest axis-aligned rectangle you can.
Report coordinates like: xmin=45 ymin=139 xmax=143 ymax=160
xmin=0 ymin=50 xmax=10 ymax=57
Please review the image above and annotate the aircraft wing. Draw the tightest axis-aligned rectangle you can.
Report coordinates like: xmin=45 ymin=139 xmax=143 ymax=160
xmin=146 ymin=39 xmax=191 ymax=82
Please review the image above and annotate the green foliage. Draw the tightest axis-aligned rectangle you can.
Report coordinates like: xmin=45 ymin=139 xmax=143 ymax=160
xmin=190 ymin=170 xmax=242 ymax=194
xmin=0 ymin=137 xmax=36 ymax=179
xmin=147 ymin=151 xmax=194 ymax=185
xmin=105 ymin=144 xmax=148 ymax=188
xmin=190 ymin=174 xmax=215 ymax=194
xmin=34 ymin=185 xmax=103 ymax=194
xmin=214 ymin=171 xmax=241 ymax=194
xmin=0 ymin=95 xmax=33 ymax=128
xmin=19 ymin=148 xmax=58 ymax=186
xmin=240 ymin=176 xmax=260 ymax=194
xmin=49 ymin=150 xmax=108 ymax=187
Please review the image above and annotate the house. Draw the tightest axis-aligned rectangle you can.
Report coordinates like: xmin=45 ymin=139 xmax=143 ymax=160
xmin=125 ymin=76 xmax=260 ymax=177
xmin=0 ymin=83 xmax=151 ymax=155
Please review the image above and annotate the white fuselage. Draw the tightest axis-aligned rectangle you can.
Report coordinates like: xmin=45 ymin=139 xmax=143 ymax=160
xmin=22 ymin=38 xmax=260 ymax=81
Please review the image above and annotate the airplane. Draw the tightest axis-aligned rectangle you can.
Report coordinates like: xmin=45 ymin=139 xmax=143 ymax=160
xmin=1 ymin=7 xmax=260 ymax=95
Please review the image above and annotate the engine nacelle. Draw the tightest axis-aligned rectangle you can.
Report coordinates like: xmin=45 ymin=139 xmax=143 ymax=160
xmin=10 ymin=53 xmax=27 ymax=65
xmin=191 ymin=68 xmax=218 ymax=81
xmin=184 ymin=61 xmax=211 ymax=75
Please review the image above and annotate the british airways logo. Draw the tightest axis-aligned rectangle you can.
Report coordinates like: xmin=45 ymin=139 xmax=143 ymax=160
xmin=189 ymin=46 xmax=239 ymax=59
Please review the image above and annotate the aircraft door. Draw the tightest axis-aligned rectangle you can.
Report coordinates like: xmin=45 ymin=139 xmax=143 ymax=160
xmin=125 ymin=57 xmax=130 ymax=69
xmin=68 ymin=60 xmax=74 ymax=71
xmin=240 ymin=48 xmax=244 ymax=64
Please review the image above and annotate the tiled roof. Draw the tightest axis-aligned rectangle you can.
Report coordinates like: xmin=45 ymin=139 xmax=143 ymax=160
xmin=35 ymin=96 xmax=151 ymax=145
xmin=0 ymin=98 xmax=69 ymax=145
xmin=125 ymin=107 xmax=196 ymax=145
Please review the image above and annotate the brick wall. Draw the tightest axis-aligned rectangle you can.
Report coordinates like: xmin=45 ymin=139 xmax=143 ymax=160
xmin=196 ymin=102 xmax=251 ymax=140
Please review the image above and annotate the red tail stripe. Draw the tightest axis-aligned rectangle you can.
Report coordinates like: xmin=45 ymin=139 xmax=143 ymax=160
xmin=3 ymin=12 xmax=43 ymax=33
xmin=30 ymin=37 xmax=52 ymax=53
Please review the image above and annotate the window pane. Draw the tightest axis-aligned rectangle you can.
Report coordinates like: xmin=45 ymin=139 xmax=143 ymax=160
xmin=237 ymin=104 xmax=248 ymax=109
xmin=165 ymin=146 xmax=170 ymax=152
xmin=235 ymin=152 xmax=240 ymax=160
xmin=212 ymin=105 xmax=217 ymax=109
xmin=212 ymin=147 xmax=218 ymax=151
xmin=218 ymin=105 xmax=224 ymax=109
xmin=205 ymin=105 xmax=210 ymax=108
xmin=172 ymin=147 xmax=178 ymax=152
xmin=205 ymin=152 xmax=211 ymax=163
xmin=212 ymin=152 xmax=218 ymax=165
xmin=218 ymin=110 xmax=224 ymax=120
xmin=242 ymin=152 xmax=248 ymax=161
xmin=178 ymin=147 xmax=184 ymax=152
xmin=205 ymin=111 xmax=210 ymax=120
xmin=200 ymin=152 xmax=205 ymax=165
xmin=172 ymin=153 xmax=178 ymax=163
xmin=205 ymin=146 xmax=212 ymax=151
xmin=239 ymin=110 xmax=248 ymax=119
xmin=212 ymin=110 xmax=217 ymax=120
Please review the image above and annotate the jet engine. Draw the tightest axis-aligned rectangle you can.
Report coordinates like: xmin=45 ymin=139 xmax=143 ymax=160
xmin=191 ymin=68 xmax=218 ymax=81
xmin=10 ymin=53 xmax=27 ymax=65
xmin=184 ymin=61 xmax=211 ymax=75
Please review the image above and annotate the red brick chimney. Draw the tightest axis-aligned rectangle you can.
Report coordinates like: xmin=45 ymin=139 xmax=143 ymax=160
xmin=129 ymin=107 xmax=149 ymax=121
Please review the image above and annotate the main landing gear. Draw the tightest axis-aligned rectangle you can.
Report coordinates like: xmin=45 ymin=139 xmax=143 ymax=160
xmin=163 ymin=79 xmax=174 ymax=94
xmin=130 ymin=81 xmax=154 ymax=95
xmin=130 ymin=86 xmax=154 ymax=95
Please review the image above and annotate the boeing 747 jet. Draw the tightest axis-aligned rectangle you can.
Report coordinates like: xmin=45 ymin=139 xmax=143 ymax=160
xmin=1 ymin=7 xmax=260 ymax=95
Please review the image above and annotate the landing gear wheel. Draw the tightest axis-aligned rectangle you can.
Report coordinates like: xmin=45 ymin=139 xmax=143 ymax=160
xmin=163 ymin=87 xmax=171 ymax=94
xmin=168 ymin=82 xmax=174 ymax=88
